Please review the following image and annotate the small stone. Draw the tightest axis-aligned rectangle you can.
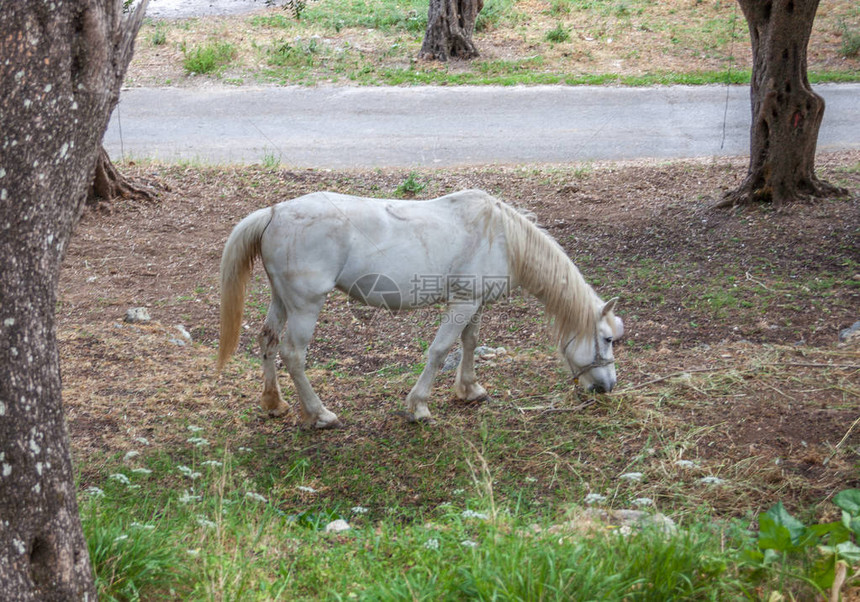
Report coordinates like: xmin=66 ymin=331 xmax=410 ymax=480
xmin=441 ymin=349 xmax=462 ymax=372
xmin=839 ymin=320 xmax=860 ymax=343
xmin=325 ymin=519 xmax=351 ymax=533
xmin=474 ymin=346 xmax=496 ymax=358
xmin=124 ymin=307 xmax=151 ymax=323
xmin=175 ymin=324 xmax=192 ymax=342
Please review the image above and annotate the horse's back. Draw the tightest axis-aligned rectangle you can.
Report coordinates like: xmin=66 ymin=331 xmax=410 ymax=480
xmin=260 ymin=189 xmax=509 ymax=308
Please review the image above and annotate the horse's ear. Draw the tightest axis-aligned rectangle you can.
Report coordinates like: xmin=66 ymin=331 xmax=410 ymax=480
xmin=601 ymin=297 xmax=619 ymax=317
xmin=613 ymin=316 xmax=625 ymax=338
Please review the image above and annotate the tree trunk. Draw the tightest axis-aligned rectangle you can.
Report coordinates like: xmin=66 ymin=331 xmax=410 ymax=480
xmin=89 ymin=145 xmax=155 ymax=206
xmin=0 ymin=1 xmax=148 ymax=598
xmin=720 ymin=0 xmax=847 ymax=208
xmin=419 ymin=0 xmax=484 ymax=61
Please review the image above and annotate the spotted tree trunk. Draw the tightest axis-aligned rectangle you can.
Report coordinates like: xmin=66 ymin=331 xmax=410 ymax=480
xmin=419 ymin=0 xmax=484 ymax=61
xmin=0 ymin=1 xmax=147 ymax=598
xmin=720 ymin=0 xmax=846 ymax=207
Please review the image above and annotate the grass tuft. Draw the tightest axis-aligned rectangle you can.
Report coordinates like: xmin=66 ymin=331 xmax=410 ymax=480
xmin=182 ymin=41 xmax=238 ymax=74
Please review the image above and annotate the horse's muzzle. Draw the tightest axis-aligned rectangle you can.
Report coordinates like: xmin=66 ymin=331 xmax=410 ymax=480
xmin=589 ymin=381 xmax=615 ymax=394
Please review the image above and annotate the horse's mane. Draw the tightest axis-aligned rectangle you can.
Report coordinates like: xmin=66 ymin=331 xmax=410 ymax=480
xmin=488 ymin=198 xmax=599 ymax=344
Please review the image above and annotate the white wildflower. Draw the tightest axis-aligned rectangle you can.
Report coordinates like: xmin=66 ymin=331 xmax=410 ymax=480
xmin=177 ymin=465 xmax=202 ymax=480
xmin=452 ymin=488 xmax=465 ymax=495
xmin=584 ymin=493 xmax=607 ymax=505
xmin=461 ymin=510 xmax=489 ymax=520
xmin=619 ymin=472 xmax=644 ymax=482
xmin=186 ymin=549 xmax=200 ymax=557
xmin=351 ymin=506 xmax=368 ymax=514
xmin=699 ymin=476 xmax=726 ymax=485
xmin=114 ymin=534 xmax=129 ymax=543
xmin=196 ymin=516 xmax=217 ymax=529
xmin=201 ymin=460 xmax=222 ymax=467
xmin=524 ymin=476 xmax=538 ymax=483
xmin=245 ymin=492 xmax=267 ymax=503
xmin=187 ymin=437 xmax=210 ymax=447
xmin=297 ymin=485 xmax=316 ymax=494
xmin=130 ymin=522 xmax=155 ymax=530
xmin=674 ymin=460 xmax=696 ymax=469
xmin=131 ymin=467 xmax=152 ymax=475
xmin=123 ymin=450 xmax=140 ymax=462
xmin=423 ymin=538 xmax=440 ymax=550
xmin=237 ymin=447 xmax=252 ymax=453
xmin=633 ymin=497 xmax=654 ymax=507
xmin=109 ymin=473 xmax=131 ymax=485
xmin=85 ymin=486 xmax=105 ymax=498
xmin=461 ymin=540 xmax=479 ymax=548
xmin=187 ymin=425 xmax=204 ymax=433
xmin=134 ymin=437 xmax=150 ymax=446
xmin=179 ymin=490 xmax=201 ymax=504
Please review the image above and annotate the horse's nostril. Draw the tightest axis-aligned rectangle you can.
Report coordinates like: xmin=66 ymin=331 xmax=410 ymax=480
xmin=590 ymin=383 xmax=607 ymax=394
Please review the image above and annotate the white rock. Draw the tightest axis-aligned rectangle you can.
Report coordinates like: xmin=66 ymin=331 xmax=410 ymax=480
xmin=124 ymin=307 xmax=151 ymax=323
xmin=325 ymin=519 xmax=351 ymax=533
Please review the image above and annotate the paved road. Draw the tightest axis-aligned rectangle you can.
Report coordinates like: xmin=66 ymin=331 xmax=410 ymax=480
xmin=104 ymin=84 xmax=859 ymax=168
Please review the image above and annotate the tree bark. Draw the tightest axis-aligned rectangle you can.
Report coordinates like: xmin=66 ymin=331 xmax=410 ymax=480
xmin=719 ymin=0 xmax=847 ymax=208
xmin=419 ymin=0 xmax=484 ymax=61
xmin=0 ymin=1 xmax=148 ymax=599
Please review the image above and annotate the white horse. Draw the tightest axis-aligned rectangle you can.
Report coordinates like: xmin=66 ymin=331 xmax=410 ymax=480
xmin=218 ymin=189 xmax=623 ymax=428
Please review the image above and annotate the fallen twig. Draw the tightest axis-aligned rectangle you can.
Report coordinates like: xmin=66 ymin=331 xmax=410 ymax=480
xmin=823 ymin=414 xmax=860 ymax=466
xmin=619 ymin=367 xmax=726 ymax=392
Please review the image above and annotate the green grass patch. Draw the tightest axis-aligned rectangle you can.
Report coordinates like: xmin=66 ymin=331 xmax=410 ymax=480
xmin=80 ymin=425 xmax=860 ymax=599
xmin=182 ymin=41 xmax=238 ymax=74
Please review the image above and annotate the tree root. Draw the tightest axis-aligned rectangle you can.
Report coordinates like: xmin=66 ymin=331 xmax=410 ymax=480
xmin=714 ymin=173 xmax=850 ymax=210
xmin=87 ymin=146 xmax=160 ymax=208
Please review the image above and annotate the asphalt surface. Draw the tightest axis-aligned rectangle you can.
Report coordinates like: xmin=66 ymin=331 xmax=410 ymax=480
xmin=104 ymin=84 xmax=860 ymax=168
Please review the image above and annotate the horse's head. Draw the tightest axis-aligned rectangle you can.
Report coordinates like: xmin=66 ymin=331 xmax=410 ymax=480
xmin=562 ymin=298 xmax=624 ymax=393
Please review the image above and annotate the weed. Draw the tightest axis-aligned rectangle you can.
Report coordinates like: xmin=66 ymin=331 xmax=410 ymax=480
xmin=839 ymin=18 xmax=860 ymax=57
xmin=546 ymin=23 xmax=571 ymax=43
xmin=149 ymin=23 xmax=167 ymax=46
xmin=261 ymin=149 xmax=281 ymax=169
xmin=394 ymin=171 xmax=426 ymax=196
xmin=182 ymin=41 xmax=237 ymax=74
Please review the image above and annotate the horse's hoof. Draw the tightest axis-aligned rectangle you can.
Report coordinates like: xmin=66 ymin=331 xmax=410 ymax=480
xmin=392 ymin=410 xmax=437 ymax=425
xmin=268 ymin=405 xmax=290 ymax=418
xmin=316 ymin=418 xmax=344 ymax=430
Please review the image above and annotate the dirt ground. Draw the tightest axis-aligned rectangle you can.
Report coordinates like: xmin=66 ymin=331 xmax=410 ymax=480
xmin=59 ymin=153 xmax=859 ymax=515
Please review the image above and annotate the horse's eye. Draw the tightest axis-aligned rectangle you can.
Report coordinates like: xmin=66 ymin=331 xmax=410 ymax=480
xmin=604 ymin=337 xmax=614 ymax=345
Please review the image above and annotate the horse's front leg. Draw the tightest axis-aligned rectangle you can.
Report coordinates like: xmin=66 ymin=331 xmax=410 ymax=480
xmin=279 ymin=302 xmax=342 ymax=429
xmin=455 ymin=308 xmax=489 ymax=402
xmin=405 ymin=304 xmax=478 ymax=423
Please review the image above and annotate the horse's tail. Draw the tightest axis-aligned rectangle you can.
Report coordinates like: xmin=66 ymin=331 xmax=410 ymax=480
xmin=217 ymin=206 xmax=273 ymax=371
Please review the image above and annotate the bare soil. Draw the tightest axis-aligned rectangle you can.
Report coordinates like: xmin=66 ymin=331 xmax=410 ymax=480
xmin=60 ymin=154 xmax=860 ymax=516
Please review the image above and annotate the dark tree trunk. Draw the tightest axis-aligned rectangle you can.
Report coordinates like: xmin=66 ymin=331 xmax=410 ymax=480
xmin=720 ymin=0 xmax=847 ymax=208
xmin=89 ymin=145 xmax=155 ymax=206
xmin=419 ymin=0 xmax=484 ymax=61
xmin=0 ymin=1 xmax=148 ymax=598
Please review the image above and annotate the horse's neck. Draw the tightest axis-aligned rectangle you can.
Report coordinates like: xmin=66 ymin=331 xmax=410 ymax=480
xmin=500 ymin=205 xmax=597 ymax=341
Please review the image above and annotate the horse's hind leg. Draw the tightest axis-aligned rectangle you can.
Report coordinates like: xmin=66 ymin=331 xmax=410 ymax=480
xmin=455 ymin=309 xmax=489 ymax=402
xmin=259 ymin=301 xmax=290 ymax=417
xmin=278 ymin=299 xmax=342 ymax=429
